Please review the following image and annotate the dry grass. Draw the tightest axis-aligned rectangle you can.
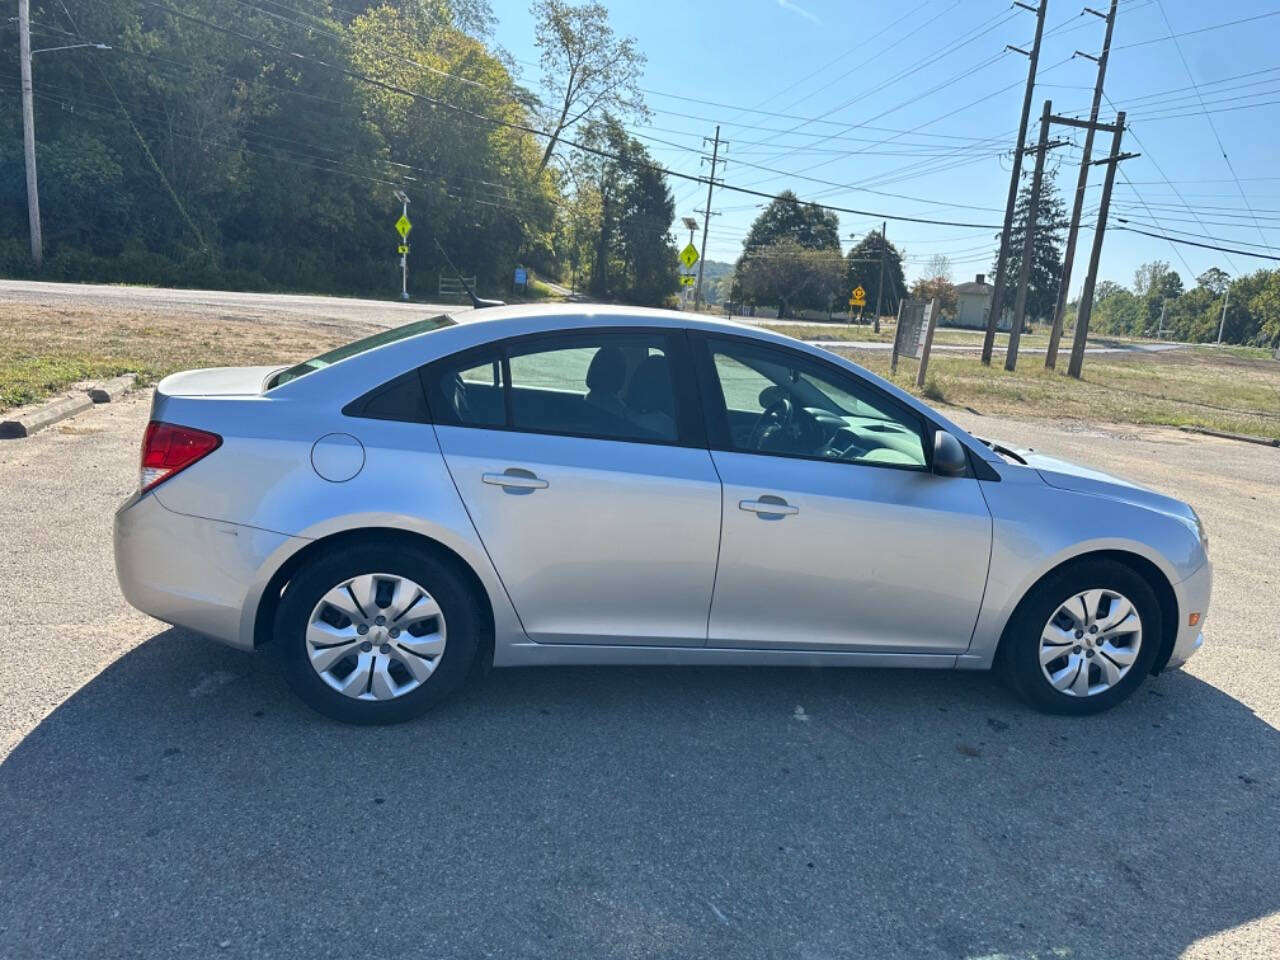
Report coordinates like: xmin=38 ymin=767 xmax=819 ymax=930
xmin=3 ymin=301 xmax=1277 ymax=440
xmin=839 ymin=345 xmax=1280 ymax=441
xmin=0 ymin=303 xmax=373 ymax=412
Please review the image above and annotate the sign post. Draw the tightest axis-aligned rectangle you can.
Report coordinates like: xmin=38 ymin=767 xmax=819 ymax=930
xmin=915 ymin=298 xmax=940 ymax=389
xmin=679 ymin=242 xmax=700 ymax=309
xmin=889 ymin=298 xmax=939 ymax=386
xmin=393 ymin=192 xmax=412 ymax=301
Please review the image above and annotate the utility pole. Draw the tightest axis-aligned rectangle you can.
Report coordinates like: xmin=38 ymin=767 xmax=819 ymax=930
xmin=1068 ymin=111 xmax=1134 ymax=378
xmin=694 ymin=125 xmax=724 ymax=312
xmin=982 ymin=0 xmax=1048 ymax=365
xmin=1046 ymin=0 xmax=1118 ymax=370
xmin=873 ymin=221 xmax=887 ymax=334
xmin=1005 ymin=100 xmax=1055 ymax=371
xmin=1217 ymin=282 xmax=1231 ymax=344
xmin=19 ymin=0 xmax=42 ymax=269
xmin=1157 ymin=299 xmax=1166 ymax=339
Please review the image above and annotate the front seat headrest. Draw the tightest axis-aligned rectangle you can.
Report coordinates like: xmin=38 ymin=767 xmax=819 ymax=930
xmin=586 ymin=346 xmax=627 ymax=393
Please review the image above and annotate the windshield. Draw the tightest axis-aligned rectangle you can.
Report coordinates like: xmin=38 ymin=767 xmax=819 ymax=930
xmin=268 ymin=315 xmax=456 ymax=388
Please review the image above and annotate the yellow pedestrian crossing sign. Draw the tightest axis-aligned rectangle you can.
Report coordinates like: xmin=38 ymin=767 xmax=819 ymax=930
xmin=679 ymin=274 xmax=696 ymax=287
xmin=395 ymin=213 xmax=412 ymax=238
xmin=850 ymin=285 xmax=867 ymax=308
xmin=679 ymin=243 xmax=699 ymax=269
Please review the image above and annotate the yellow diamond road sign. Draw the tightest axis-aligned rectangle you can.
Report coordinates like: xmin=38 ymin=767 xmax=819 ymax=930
xmin=679 ymin=243 xmax=699 ymax=269
xmin=852 ymin=285 xmax=866 ymax=301
xmin=395 ymin=214 xmax=412 ymax=238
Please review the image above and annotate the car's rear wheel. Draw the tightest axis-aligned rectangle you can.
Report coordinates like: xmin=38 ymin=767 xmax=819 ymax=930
xmin=274 ymin=542 xmax=479 ymax=724
xmin=1002 ymin=558 xmax=1162 ymax=715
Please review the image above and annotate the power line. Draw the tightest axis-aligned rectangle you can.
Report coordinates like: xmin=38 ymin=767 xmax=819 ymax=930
xmin=1114 ymin=224 xmax=1280 ymax=262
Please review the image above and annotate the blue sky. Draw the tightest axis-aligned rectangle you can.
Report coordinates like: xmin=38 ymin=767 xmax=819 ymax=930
xmin=488 ymin=0 xmax=1280 ymax=293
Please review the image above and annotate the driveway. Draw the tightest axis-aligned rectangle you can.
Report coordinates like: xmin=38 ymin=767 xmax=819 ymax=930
xmin=1 ymin=394 xmax=1276 ymax=959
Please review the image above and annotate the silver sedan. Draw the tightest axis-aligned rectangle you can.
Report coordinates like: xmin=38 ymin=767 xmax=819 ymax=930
xmin=114 ymin=305 xmax=1211 ymax=723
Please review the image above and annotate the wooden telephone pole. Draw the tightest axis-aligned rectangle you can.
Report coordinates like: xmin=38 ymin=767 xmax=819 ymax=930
xmin=1046 ymin=0 xmax=1118 ymax=369
xmin=19 ymin=0 xmax=42 ymax=269
xmin=693 ymin=126 xmax=724 ymax=312
xmin=982 ymin=0 xmax=1048 ymax=365
xmin=1067 ymin=111 xmax=1135 ymax=379
xmin=1004 ymin=100 xmax=1054 ymax=371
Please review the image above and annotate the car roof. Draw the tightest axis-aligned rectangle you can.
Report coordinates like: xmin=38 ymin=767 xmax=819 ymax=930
xmin=445 ymin=302 xmax=764 ymax=336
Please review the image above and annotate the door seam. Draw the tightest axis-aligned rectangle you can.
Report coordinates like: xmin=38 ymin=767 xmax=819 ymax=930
xmin=429 ymin=423 xmax=532 ymax=639
xmin=702 ymin=448 xmax=725 ymax=647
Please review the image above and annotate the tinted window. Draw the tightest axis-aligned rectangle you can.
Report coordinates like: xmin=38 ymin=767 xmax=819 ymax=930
xmin=429 ymin=332 xmax=681 ymax=444
xmin=269 ymin=315 xmax=455 ymax=388
xmin=431 ymin=351 xmax=506 ymax=428
xmin=343 ymin=369 xmax=431 ymax=423
xmin=707 ymin=339 xmax=927 ymax=469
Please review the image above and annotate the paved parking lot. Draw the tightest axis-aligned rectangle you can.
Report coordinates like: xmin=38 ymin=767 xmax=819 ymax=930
xmin=1 ymin=392 xmax=1277 ymax=959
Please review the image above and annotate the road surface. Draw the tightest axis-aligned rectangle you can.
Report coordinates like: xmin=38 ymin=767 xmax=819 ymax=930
xmin=0 ymin=390 xmax=1276 ymax=960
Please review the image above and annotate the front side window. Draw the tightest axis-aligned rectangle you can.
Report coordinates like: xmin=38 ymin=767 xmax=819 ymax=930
xmin=706 ymin=338 xmax=927 ymax=469
xmin=429 ymin=331 xmax=681 ymax=444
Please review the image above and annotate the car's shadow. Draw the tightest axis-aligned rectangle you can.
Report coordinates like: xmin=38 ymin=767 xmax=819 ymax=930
xmin=2 ymin=629 xmax=1276 ymax=960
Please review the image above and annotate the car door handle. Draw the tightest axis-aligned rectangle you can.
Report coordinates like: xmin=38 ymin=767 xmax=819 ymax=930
xmin=739 ymin=497 xmax=799 ymax=517
xmin=482 ymin=470 xmax=549 ymax=490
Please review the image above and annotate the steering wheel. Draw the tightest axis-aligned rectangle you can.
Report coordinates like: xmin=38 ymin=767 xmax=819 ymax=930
xmin=747 ymin=395 xmax=794 ymax=449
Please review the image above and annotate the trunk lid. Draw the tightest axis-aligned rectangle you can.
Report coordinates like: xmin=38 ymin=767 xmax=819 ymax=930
xmin=155 ymin=366 xmax=283 ymax=399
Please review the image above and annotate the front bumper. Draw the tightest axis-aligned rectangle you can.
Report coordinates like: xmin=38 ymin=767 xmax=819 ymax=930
xmin=114 ymin=491 xmax=304 ymax=650
xmin=1167 ymin=558 xmax=1212 ymax=669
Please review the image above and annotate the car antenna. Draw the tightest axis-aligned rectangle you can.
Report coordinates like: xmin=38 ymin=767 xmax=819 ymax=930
xmin=431 ymin=237 xmax=505 ymax=309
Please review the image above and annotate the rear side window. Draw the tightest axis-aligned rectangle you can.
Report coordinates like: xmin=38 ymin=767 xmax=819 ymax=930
xmin=427 ymin=332 xmax=683 ymax=444
xmin=269 ymin=315 xmax=455 ymax=388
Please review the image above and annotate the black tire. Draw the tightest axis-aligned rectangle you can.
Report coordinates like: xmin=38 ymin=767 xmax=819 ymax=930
xmin=273 ymin=540 xmax=480 ymax=724
xmin=1001 ymin=558 xmax=1162 ymax=716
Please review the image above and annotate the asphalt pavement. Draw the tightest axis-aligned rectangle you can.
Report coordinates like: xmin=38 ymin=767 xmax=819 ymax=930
xmin=1 ymin=392 xmax=1277 ymax=960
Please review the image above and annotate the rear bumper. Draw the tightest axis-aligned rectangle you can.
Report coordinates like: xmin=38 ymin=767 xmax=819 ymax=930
xmin=114 ymin=491 xmax=304 ymax=650
xmin=1167 ymin=559 xmax=1212 ymax=669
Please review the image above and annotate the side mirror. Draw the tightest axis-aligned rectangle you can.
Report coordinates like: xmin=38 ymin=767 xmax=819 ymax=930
xmin=932 ymin=430 xmax=969 ymax=477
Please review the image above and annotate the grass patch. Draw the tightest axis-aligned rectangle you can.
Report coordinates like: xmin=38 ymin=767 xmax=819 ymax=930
xmin=836 ymin=345 xmax=1280 ymax=441
xmin=4 ymin=300 xmax=1277 ymax=441
xmin=0 ymin=303 xmax=367 ymax=413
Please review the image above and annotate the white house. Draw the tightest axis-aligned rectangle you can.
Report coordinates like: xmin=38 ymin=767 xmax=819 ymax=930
xmin=954 ymin=274 xmax=1007 ymax=330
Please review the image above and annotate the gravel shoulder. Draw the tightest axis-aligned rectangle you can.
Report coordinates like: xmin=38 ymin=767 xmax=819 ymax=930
xmin=1 ymin=395 xmax=1277 ymax=960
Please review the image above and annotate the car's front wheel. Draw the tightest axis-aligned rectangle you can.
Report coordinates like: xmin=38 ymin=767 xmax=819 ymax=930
xmin=1002 ymin=558 xmax=1162 ymax=715
xmin=274 ymin=541 xmax=480 ymax=724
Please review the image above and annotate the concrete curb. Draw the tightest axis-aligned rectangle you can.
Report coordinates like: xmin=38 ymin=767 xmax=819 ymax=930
xmin=88 ymin=373 xmax=137 ymax=404
xmin=1178 ymin=425 xmax=1279 ymax=448
xmin=0 ymin=394 xmax=95 ymax=439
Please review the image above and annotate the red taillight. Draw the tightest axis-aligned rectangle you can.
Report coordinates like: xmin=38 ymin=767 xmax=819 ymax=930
xmin=140 ymin=421 xmax=221 ymax=493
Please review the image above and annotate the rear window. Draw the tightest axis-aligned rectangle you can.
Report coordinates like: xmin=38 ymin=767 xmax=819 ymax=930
xmin=268 ymin=315 xmax=456 ymax=388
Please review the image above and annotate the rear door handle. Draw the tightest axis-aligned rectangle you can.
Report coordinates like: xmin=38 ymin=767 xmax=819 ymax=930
xmin=482 ymin=470 xmax=549 ymax=490
xmin=739 ymin=496 xmax=799 ymax=518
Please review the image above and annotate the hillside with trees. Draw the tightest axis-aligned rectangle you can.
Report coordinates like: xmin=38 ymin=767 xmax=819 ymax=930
xmin=1092 ymin=260 xmax=1280 ymax=348
xmin=0 ymin=0 xmax=679 ymax=305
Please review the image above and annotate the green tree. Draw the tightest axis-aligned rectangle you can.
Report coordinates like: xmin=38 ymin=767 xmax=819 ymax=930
xmin=846 ymin=229 xmax=906 ymax=316
xmin=992 ymin=175 xmax=1069 ymax=325
xmin=531 ymin=0 xmax=646 ymax=172
xmin=743 ymin=191 xmax=841 ymax=251
xmin=737 ymin=240 xmax=844 ymax=318
xmin=1196 ymin=267 xmax=1231 ymax=296
xmin=576 ymin=117 xmax=676 ymax=305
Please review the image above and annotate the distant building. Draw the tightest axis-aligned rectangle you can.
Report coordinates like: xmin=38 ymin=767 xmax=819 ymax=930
xmin=953 ymin=274 xmax=1007 ymax=330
